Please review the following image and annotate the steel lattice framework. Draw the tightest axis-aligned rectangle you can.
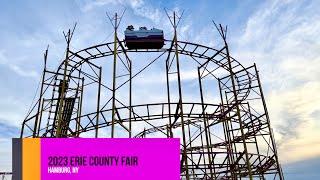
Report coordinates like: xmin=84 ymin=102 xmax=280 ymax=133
xmin=0 ymin=172 xmax=12 ymax=180
xmin=20 ymin=12 xmax=284 ymax=180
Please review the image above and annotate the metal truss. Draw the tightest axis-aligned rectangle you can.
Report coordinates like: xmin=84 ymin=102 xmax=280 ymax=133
xmin=0 ymin=172 xmax=12 ymax=180
xmin=20 ymin=12 xmax=284 ymax=180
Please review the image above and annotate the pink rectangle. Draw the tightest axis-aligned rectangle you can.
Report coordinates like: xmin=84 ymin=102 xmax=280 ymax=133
xmin=41 ymin=138 xmax=180 ymax=180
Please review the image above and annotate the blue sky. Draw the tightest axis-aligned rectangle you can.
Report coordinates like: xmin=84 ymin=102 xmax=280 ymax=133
xmin=0 ymin=0 xmax=320 ymax=179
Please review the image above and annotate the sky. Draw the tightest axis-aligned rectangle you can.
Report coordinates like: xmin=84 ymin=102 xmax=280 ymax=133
xmin=0 ymin=0 xmax=320 ymax=179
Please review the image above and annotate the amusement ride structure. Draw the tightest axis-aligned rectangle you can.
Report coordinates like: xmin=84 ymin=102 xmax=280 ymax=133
xmin=20 ymin=11 xmax=284 ymax=179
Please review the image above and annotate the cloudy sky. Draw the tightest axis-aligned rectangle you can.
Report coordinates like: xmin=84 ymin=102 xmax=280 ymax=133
xmin=0 ymin=0 xmax=320 ymax=179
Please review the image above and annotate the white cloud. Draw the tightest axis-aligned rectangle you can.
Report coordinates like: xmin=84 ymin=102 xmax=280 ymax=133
xmin=268 ymin=81 xmax=320 ymax=136
xmin=0 ymin=50 xmax=8 ymax=64
xmin=79 ymin=0 xmax=161 ymax=23
xmin=234 ymin=0 xmax=320 ymax=163
xmin=9 ymin=65 xmax=38 ymax=78
xmin=0 ymin=138 xmax=12 ymax=172
xmin=0 ymin=50 xmax=39 ymax=78
xmin=0 ymin=95 xmax=28 ymax=128
xmin=80 ymin=0 xmax=119 ymax=12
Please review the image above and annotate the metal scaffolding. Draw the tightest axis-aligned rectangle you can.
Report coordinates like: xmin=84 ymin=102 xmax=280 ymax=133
xmin=20 ymin=11 xmax=284 ymax=179
xmin=0 ymin=172 xmax=12 ymax=180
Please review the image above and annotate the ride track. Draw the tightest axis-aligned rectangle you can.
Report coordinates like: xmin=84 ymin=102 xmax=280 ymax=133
xmin=20 ymin=13 xmax=284 ymax=180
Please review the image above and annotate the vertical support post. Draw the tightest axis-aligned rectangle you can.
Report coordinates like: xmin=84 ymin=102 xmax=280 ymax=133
xmin=33 ymin=46 xmax=48 ymax=137
xmin=37 ymin=100 xmax=45 ymax=136
xmin=220 ymin=24 xmax=253 ymax=179
xmin=187 ymin=122 xmax=195 ymax=177
xmin=254 ymin=64 xmax=284 ymax=180
xmin=56 ymin=29 xmax=72 ymax=137
xmin=95 ymin=67 xmax=102 ymax=138
xmin=247 ymin=102 xmax=263 ymax=179
xmin=172 ymin=11 xmax=190 ymax=179
xmin=46 ymin=76 xmax=56 ymax=137
xmin=20 ymin=123 xmax=25 ymax=138
xmin=206 ymin=114 xmax=217 ymax=177
xmin=75 ymin=66 xmax=82 ymax=137
xmin=111 ymin=13 xmax=118 ymax=138
xmin=76 ymin=77 xmax=84 ymax=137
xmin=129 ymin=58 xmax=132 ymax=138
xmin=199 ymin=125 xmax=208 ymax=177
xmin=197 ymin=67 xmax=214 ymax=178
xmin=165 ymin=57 xmax=173 ymax=137
xmin=218 ymin=78 xmax=236 ymax=179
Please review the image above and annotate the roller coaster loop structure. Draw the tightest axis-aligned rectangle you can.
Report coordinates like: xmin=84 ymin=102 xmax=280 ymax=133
xmin=21 ymin=11 xmax=284 ymax=180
